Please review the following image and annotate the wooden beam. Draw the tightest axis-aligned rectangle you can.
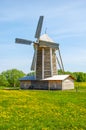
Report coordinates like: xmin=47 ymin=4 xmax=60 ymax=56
xmin=42 ymin=48 xmax=44 ymax=79
xmin=35 ymin=46 xmax=37 ymax=72
xmin=50 ymin=48 xmax=53 ymax=76
xmin=35 ymin=46 xmax=38 ymax=79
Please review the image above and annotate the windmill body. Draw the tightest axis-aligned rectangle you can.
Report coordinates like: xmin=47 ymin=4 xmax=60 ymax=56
xmin=14 ymin=16 xmax=75 ymax=90
xmin=35 ymin=34 xmax=58 ymax=79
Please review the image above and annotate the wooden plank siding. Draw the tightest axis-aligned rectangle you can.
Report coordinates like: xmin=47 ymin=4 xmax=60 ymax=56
xmin=36 ymin=47 xmax=42 ymax=79
xmin=52 ymin=49 xmax=57 ymax=75
xmin=20 ymin=81 xmax=31 ymax=89
xmin=44 ymin=47 xmax=51 ymax=78
xmin=31 ymin=81 xmax=48 ymax=89
xmin=48 ymin=80 xmax=62 ymax=90
xmin=20 ymin=80 xmax=48 ymax=90
xmin=36 ymin=46 xmax=57 ymax=80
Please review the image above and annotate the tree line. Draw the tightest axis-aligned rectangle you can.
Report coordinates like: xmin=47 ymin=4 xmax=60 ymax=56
xmin=0 ymin=69 xmax=86 ymax=87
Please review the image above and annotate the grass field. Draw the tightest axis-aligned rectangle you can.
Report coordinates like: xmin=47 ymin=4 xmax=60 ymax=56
xmin=0 ymin=82 xmax=86 ymax=130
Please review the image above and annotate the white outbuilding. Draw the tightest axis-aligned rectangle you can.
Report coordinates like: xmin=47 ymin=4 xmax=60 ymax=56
xmin=19 ymin=75 xmax=75 ymax=90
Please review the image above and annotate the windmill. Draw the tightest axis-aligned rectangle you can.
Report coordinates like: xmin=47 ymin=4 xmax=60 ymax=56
xmin=15 ymin=16 xmax=64 ymax=80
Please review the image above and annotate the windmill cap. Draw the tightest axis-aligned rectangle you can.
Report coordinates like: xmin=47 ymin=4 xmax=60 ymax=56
xmin=39 ymin=34 xmax=54 ymax=42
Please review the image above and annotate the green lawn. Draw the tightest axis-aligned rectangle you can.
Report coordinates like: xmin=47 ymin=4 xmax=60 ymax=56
xmin=0 ymin=83 xmax=86 ymax=130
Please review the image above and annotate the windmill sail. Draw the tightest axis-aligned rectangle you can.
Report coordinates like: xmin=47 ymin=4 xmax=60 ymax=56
xmin=58 ymin=49 xmax=64 ymax=72
xmin=56 ymin=56 xmax=62 ymax=70
xmin=31 ymin=47 xmax=37 ymax=70
xmin=15 ymin=38 xmax=33 ymax=45
xmin=35 ymin=16 xmax=44 ymax=39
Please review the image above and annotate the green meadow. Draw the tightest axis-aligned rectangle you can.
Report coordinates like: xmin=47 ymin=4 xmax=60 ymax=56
xmin=0 ymin=82 xmax=86 ymax=130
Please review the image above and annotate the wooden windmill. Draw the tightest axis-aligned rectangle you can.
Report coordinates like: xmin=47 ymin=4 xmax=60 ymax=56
xmin=15 ymin=16 xmax=64 ymax=80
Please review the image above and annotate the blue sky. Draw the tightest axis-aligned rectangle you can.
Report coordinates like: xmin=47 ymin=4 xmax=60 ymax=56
xmin=0 ymin=0 xmax=86 ymax=74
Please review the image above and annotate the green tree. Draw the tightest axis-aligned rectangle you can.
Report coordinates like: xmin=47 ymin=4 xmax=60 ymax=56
xmin=2 ymin=69 xmax=25 ymax=87
xmin=77 ymin=72 xmax=85 ymax=82
xmin=0 ymin=74 xmax=9 ymax=87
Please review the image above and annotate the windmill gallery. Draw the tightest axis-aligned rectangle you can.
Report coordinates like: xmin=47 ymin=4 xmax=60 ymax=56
xmin=15 ymin=16 xmax=74 ymax=90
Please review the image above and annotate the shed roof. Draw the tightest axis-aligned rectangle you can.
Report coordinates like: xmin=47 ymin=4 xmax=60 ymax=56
xmin=19 ymin=75 xmax=36 ymax=81
xmin=43 ymin=75 xmax=73 ymax=81
xmin=19 ymin=75 xmax=75 ymax=81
